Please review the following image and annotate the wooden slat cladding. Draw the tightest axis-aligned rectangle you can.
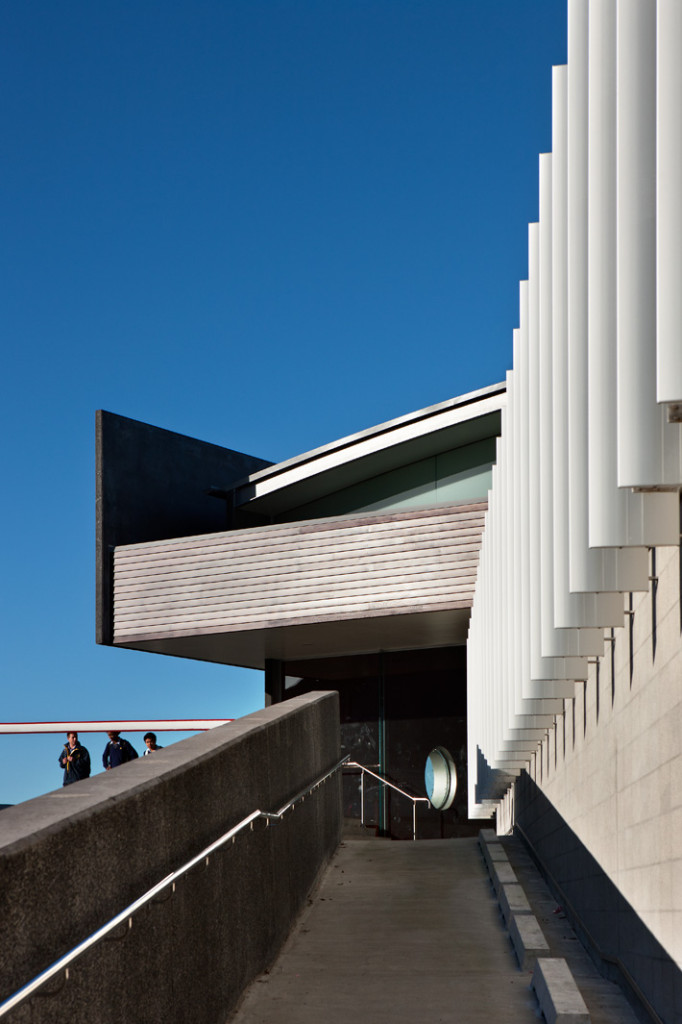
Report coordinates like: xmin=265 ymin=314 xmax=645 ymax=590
xmin=113 ymin=502 xmax=487 ymax=643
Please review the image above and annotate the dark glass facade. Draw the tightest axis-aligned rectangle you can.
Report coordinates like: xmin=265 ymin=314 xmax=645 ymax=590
xmin=276 ymin=438 xmax=496 ymax=522
xmin=279 ymin=646 xmax=479 ymax=840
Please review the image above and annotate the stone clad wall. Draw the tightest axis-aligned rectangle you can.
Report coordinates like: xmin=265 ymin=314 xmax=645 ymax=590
xmin=0 ymin=692 xmax=341 ymax=1024
xmin=509 ymin=547 xmax=682 ymax=1022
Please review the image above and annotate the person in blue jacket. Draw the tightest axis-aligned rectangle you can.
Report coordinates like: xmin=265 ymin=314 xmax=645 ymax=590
xmin=102 ymin=730 xmax=138 ymax=769
xmin=58 ymin=731 xmax=91 ymax=786
xmin=143 ymin=732 xmax=163 ymax=755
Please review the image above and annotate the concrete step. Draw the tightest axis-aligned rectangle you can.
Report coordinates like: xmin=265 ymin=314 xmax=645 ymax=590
xmin=341 ymin=816 xmax=387 ymax=840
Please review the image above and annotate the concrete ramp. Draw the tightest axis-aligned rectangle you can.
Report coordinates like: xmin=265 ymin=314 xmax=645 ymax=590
xmin=229 ymin=838 xmax=538 ymax=1023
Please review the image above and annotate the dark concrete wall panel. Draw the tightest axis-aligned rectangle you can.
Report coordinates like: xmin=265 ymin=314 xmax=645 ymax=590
xmin=96 ymin=410 xmax=271 ymax=644
xmin=0 ymin=692 xmax=341 ymax=1024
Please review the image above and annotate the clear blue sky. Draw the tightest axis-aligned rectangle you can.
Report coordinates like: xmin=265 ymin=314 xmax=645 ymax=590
xmin=1 ymin=0 xmax=566 ymax=805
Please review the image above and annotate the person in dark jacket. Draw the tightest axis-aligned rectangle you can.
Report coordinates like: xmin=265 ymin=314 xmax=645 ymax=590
xmin=58 ymin=731 xmax=91 ymax=786
xmin=102 ymin=730 xmax=138 ymax=769
xmin=143 ymin=732 xmax=163 ymax=755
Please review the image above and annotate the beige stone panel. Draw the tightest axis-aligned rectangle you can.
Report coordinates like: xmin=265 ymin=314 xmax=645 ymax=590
xmin=671 ymin=847 xmax=682 ymax=913
xmin=619 ymin=817 xmax=662 ymax=871
xmin=654 ymin=911 xmax=682 ymax=969
xmin=654 ymin=547 xmax=678 ymax=622
xmin=520 ymin=546 xmax=682 ymax=970
xmin=662 ymin=804 xmax=681 ymax=870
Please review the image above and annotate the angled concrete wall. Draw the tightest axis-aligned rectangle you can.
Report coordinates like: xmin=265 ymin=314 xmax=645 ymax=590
xmin=0 ymin=692 xmax=341 ymax=1024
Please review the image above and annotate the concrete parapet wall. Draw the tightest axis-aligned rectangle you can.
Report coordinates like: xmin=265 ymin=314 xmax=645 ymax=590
xmin=0 ymin=692 xmax=341 ymax=1024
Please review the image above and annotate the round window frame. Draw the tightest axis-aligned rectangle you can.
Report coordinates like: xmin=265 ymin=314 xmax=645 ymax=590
xmin=424 ymin=746 xmax=457 ymax=810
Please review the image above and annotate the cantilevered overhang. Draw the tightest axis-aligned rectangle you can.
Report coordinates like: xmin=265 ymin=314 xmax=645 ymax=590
xmin=113 ymin=502 xmax=486 ymax=669
xmin=233 ymin=382 xmax=505 ymax=519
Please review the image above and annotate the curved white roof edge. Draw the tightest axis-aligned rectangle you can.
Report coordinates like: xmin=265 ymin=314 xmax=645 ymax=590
xmin=234 ymin=380 xmax=506 ymax=506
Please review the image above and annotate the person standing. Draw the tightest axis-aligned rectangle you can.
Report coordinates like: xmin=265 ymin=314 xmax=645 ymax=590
xmin=102 ymin=730 xmax=138 ymax=770
xmin=143 ymin=732 xmax=163 ymax=755
xmin=58 ymin=731 xmax=91 ymax=786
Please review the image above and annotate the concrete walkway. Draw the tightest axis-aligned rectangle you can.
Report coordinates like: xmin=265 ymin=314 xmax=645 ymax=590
xmin=228 ymin=838 xmax=538 ymax=1023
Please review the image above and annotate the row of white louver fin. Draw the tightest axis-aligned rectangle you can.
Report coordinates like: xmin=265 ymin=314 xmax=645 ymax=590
xmin=467 ymin=0 xmax=682 ymax=818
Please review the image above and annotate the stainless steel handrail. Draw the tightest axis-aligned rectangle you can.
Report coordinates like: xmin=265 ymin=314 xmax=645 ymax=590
xmin=344 ymin=761 xmax=431 ymax=840
xmin=0 ymin=754 xmax=350 ymax=1019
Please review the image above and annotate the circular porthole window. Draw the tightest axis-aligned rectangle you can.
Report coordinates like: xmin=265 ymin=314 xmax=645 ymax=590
xmin=424 ymin=747 xmax=457 ymax=810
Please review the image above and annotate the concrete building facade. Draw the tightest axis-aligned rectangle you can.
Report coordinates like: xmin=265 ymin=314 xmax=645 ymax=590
xmin=91 ymin=1 xmax=682 ymax=1020
xmin=467 ymin=2 xmax=682 ymax=1020
xmin=98 ymin=384 xmax=504 ymax=841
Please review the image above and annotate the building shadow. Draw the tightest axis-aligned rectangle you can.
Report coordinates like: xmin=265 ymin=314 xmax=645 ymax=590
xmin=515 ymin=772 xmax=681 ymax=1024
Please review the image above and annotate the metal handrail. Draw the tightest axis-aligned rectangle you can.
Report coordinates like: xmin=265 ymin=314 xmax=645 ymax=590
xmin=344 ymin=761 xmax=431 ymax=840
xmin=0 ymin=754 xmax=350 ymax=1019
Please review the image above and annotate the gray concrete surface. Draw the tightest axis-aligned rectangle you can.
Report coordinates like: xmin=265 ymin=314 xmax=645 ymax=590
xmin=228 ymin=838 xmax=538 ymax=1023
xmin=500 ymin=882 xmax=532 ymax=925
xmin=230 ymin=832 xmax=646 ymax=1024
xmin=500 ymin=833 xmax=641 ymax=1024
xmin=0 ymin=693 xmax=341 ymax=1024
xmin=531 ymin=958 xmax=590 ymax=1023
xmin=509 ymin=914 xmax=550 ymax=971
xmin=491 ymin=859 xmax=521 ymax=895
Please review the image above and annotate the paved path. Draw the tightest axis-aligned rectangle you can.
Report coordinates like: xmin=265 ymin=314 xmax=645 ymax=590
xmin=228 ymin=838 xmax=538 ymax=1023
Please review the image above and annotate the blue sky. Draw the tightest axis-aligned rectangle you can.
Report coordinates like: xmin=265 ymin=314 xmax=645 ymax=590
xmin=1 ymin=0 xmax=566 ymax=805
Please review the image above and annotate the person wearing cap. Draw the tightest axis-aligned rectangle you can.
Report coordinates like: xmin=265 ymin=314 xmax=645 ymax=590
xmin=58 ymin=731 xmax=91 ymax=786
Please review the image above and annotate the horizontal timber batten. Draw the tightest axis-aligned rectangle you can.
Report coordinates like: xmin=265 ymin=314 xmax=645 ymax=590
xmin=113 ymin=586 xmax=478 ymax=627
xmin=113 ymin=561 xmax=479 ymax=598
xmin=115 ymin=571 xmax=479 ymax=605
xmin=113 ymin=586 xmax=479 ymax=628
xmin=112 ymin=502 xmax=486 ymax=646
xmin=113 ymin=526 xmax=485 ymax=572
xmin=113 ymin=554 xmax=480 ymax=591
xmin=112 ymin=539 xmax=483 ymax=581
xmin=113 ymin=502 xmax=487 ymax=555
